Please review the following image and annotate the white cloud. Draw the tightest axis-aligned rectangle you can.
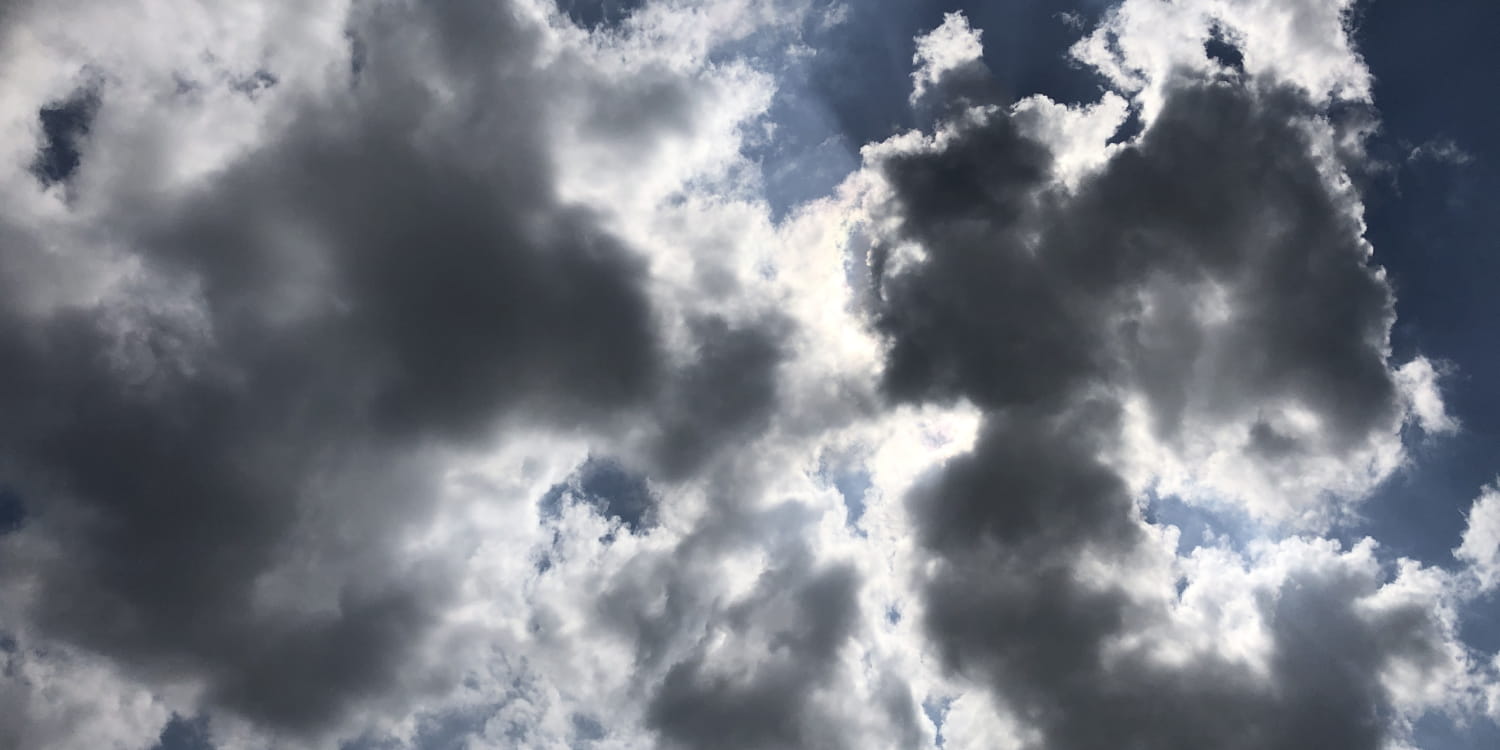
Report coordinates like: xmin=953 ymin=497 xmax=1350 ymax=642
xmin=1397 ymin=357 xmax=1459 ymax=435
xmin=910 ymin=12 xmax=985 ymax=107
xmin=1073 ymin=0 xmax=1370 ymax=125
xmin=1457 ymin=484 xmax=1500 ymax=593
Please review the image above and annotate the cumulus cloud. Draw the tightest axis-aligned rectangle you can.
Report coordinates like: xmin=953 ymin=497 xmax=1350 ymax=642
xmin=1457 ymin=485 xmax=1500 ymax=593
xmin=865 ymin=54 xmax=1411 ymax=526
xmin=0 ymin=0 xmax=1494 ymax=749
xmin=843 ymin=4 xmax=1491 ymax=747
xmin=0 ymin=0 xmax=682 ymax=735
xmin=909 ymin=12 xmax=991 ymax=112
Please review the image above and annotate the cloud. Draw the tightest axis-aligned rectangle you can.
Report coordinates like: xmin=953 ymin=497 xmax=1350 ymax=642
xmin=909 ymin=12 xmax=992 ymax=112
xmin=1457 ymin=484 xmax=1500 ymax=593
xmin=646 ymin=562 xmax=862 ymax=750
xmin=925 ymin=534 xmax=1476 ymax=750
xmin=842 ymin=7 xmax=1491 ymax=749
xmin=1406 ymin=137 xmax=1474 ymax=166
xmin=0 ymin=0 xmax=724 ymax=740
xmin=864 ymin=46 xmax=1413 ymax=525
xmin=0 ymin=639 xmax=172 ymax=750
xmin=1073 ymin=0 xmax=1371 ymax=121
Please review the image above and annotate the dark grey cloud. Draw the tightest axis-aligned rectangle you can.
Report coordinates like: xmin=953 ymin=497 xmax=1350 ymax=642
xmin=877 ymin=76 xmax=1398 ymax=442
xmin=928 ymin=533 xmax=1438 ymax=750
xmin=1062 ymin=81 xmax=1399 ymax=446
xmin=874 ymin=109 xmax=1081 ymax=410
xmin=0 ymin=0 xmax=702 ymax=736
xmin=915 ymin=406 xmax=1447 ymax=749
xmin=1 ymin=0 xmax=829 ymax=739
xmin=646 ymin=562 xmax=861 ymax=750
xmin=592 ymin=481 xmax=919 ymax=749
xmin=909 ymin=403 xmax=1142 ymax=556
xmin=647 ymin=314 xmax=790 ymax=479
xmin=870 ymin=52 xmax=1433 ymax=750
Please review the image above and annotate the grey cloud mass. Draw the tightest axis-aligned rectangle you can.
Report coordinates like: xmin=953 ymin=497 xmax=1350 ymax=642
xmin=0 ymin=0 xmax=671 ymax=736
xmin=647 ymin=562 xmax=860 ymax=750
xmin=877 ymin=77 xmax=1397 ymax=442
xmin=872 ymin=50 xmax=1442 ymax=750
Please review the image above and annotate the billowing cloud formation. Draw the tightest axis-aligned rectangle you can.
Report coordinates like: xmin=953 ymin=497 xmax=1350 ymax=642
xmin=0 ymin=1 xmax=1495 ymax=749
xmin=1 ymin=0 xmax=673 ymax=735
xmin=859 ymin=25 xmax=1464 ymax=744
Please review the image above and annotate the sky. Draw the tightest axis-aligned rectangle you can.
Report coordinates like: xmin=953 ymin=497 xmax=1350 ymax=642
xmin=0 ymin=1 xmax=1497 ymax=749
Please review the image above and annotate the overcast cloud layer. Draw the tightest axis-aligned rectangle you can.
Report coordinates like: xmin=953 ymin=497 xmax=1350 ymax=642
xmin=0 ymin=1 xmax=1496 ymax=749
